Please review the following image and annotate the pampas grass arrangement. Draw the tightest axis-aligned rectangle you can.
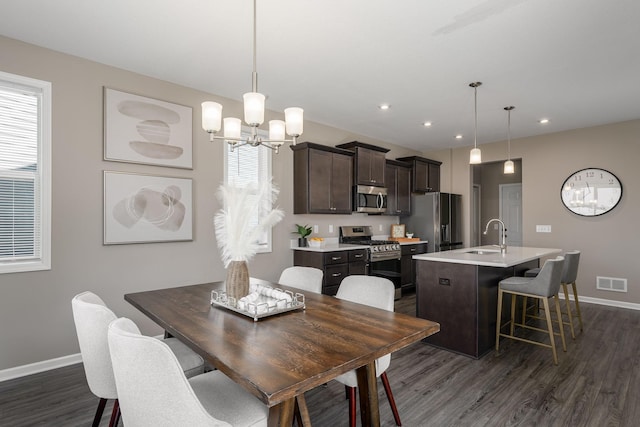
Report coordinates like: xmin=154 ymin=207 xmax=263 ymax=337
xmin=214 ymin=179 xmax=283 ymax=299
xmin=214 ymin=179 xmax=284 ymax=266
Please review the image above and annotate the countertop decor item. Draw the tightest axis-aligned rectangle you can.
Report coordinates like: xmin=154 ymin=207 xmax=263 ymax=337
xmin=294 ymin=224 xmax=312 ymax=247
xmin=390 ymin=224 xmax=406 ymax=239
xmin=214 ymin=179 xmax=284 ymax=299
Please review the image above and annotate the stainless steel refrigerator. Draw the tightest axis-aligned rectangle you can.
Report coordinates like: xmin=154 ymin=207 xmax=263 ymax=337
xmin=405 ymin=192 xmax=463 ymax=252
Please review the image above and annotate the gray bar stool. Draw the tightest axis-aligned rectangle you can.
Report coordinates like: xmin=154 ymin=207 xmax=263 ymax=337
xmin=496 ymin=256 xmax=567 ymax=365
xmin=525 ymin=251 xmax=582 ymax=338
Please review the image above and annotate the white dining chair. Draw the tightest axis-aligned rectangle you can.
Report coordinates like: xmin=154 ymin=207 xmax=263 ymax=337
xmin=333 ymin=275 xmax=401 ymax=427
xmin=108 ymin=317 xmax=268 ymax=427
xmin=71 ymin=291 xmax=205 ymax=427
xmin=278 ymin=266 xmax=323 ymax=294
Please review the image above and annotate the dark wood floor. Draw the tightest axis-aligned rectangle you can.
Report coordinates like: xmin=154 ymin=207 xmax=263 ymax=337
xmin=2 ymin=293 xmax=639 ymax=426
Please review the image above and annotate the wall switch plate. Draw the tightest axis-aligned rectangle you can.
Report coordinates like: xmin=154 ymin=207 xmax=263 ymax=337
xmin=379 ymin=224 xmax=383 ymax=231
xmin=313 ymin=225 xmax=319 ymax=233
xmin=329 ymin=225 xmax=334 ymax=233
xmin=536 ymin=225 xmax=552 ymax=233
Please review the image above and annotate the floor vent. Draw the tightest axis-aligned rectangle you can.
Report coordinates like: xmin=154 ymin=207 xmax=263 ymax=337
xmin=597 ymin=276 xmax=627 ymax=293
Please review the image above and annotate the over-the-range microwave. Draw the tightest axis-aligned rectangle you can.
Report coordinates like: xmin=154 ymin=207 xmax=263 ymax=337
xmin=353 ymin=185 xmax=387 ymax=213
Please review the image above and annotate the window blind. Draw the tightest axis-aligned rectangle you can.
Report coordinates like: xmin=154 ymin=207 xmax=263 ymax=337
xmin=0 ymin=84 xmax=40 ymax=261
xmin=225 ymin=134 xmax=272 ymax=250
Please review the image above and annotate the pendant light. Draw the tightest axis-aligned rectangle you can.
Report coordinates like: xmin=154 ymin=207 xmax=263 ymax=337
xmin=469 ymin=82 xmax=482 ymax=164
xmin=503 ymin=106 xmax=515 ymax=174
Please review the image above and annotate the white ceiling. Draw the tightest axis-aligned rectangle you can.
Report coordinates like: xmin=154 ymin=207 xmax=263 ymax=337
xmin=2 ymin=0 xmax=640 ymax=151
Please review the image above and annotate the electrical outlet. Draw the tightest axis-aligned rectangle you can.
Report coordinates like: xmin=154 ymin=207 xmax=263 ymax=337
xmin=379 ymin=224 xmax=383 ymax=231
xmin=313 ymin=225 xmax=319 ymax=233
xmin=329 ymin=224 xmax=334 ymax=233
xmin=536 ymin=225 xmax=552 ymax=233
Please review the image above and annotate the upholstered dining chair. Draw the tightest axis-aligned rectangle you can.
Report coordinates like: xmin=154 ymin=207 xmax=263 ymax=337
xmin=525 ymin=250 xmax=582 ymax=338
xmin=333 ymin=275 xmax=401 ymax=427
xmin=108 ymin=317 xmax=268 ymax=427
xmin=496 ymin=256 xmax=567 ymax=365
xmin=278 ymin=266 xmax=323 ymax=294
xmin=71 ymin=291 xmax=205 ymax=427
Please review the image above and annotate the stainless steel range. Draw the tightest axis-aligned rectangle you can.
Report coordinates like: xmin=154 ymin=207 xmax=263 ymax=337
xmin=340 ymin=226 xmax=402 ymax=298
xmin=339 ymin=226 xmax=401 ymax=261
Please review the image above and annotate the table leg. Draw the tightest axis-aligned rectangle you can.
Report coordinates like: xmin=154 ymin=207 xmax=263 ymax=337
xmin=268 ymin=398 xmax=295 ymax=427
xmin=356 ymin=361 xmax=380 ymax=427
xmin=296 ymin=393 xmax=312 ymax=426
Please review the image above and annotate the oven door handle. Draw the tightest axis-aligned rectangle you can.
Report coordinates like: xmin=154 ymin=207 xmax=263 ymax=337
xmin=377 ymin=192 xmax=383 ymax=209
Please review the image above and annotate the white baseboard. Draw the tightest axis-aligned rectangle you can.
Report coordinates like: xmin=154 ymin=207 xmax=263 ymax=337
xmin=0 ymin=353 xmax=82 ymax=383
xmin=560 ymin=293 xmax=640 ymax=311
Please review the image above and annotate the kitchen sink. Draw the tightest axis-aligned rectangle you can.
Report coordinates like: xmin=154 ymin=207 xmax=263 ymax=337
xmin=464 ymin=249 xmax=501 ymax=255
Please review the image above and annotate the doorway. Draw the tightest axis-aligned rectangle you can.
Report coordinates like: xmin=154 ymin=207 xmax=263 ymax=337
xmin=471 ymin=159 xmax=522 ymax=247
xmin=499 ymin=183 xmax=522 ymax=246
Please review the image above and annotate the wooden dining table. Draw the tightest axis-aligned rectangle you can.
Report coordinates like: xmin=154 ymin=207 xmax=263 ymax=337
xmin=124 ymin=280 xmax=440 ymax=426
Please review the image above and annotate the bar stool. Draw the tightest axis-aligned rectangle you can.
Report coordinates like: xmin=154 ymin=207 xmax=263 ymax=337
xmin=496 ymin=256 xmax=566 ymax=365
xmin=525 ymin=251 xmax=582 ymax=338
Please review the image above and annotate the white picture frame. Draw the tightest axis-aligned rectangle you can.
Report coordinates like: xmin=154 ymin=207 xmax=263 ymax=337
xmin=104 ymin=171 xmax=193 ymax=244
xmin=104 ymin=87 xmax=193 ymax=169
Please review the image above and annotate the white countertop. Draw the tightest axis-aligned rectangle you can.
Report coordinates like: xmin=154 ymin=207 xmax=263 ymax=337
xmin=290 ymin=240 xmax=428 ymax=253
xmin=413 ymin=246 xmax=561 ymax=267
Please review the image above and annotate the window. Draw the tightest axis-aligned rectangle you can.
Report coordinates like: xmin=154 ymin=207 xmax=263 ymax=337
xmin=224 ymin=129 xmax=273 ymax=253
xmin=0 ymin=71 xmax=51 ymax=274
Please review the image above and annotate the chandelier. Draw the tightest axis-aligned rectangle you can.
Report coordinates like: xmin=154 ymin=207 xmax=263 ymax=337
xmin=201 ymin=0 xmax=303 ymax=153
xmin=469 ymin=82 xmax=482 ymax=164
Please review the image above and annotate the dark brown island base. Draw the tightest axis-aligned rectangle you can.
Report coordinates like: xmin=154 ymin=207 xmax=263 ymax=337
xmin=414 ymin=246 xmax=561 ymax=358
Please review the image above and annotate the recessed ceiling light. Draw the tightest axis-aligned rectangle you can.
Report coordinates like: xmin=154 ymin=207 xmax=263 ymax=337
xmin=422 ymin=121 xmax=432 ymax=127
xmin=538 ymin=118 xmax=550 ymax=124
xmin=455 ymin=134 xmax=463 ymax=139
xmin=378 ymin=104 xmax=391 ymax=110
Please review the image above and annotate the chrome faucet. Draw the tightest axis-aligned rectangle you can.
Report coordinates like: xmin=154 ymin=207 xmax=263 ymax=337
xmin=483 ymin=218 xmax=507 ymax=253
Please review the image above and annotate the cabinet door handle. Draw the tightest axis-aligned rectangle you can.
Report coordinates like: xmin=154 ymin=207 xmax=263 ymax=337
xmin=331 ymin=256 xmax=343 ymax=261
xmin=354 ymin=254 xmax=363 ymax=258
xmin=332 ymin=272 xmax=342 ymax=277
xmin=410 ymin=248 xmax=416 ymax=252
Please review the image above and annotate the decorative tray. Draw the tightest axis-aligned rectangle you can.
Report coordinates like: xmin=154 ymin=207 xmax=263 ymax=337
xmin=210 ymin=283 xmax=305 ymax=321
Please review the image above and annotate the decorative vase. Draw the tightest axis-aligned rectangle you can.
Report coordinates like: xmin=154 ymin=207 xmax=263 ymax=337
xmin=225 ymin=260 xmax=250 ymax=300
xmin=298 ymin=237 xmax=308 ymax=247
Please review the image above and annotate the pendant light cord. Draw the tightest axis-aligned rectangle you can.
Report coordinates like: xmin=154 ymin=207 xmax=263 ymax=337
xmin=252 ymin=0 xmax=258 ymax=93
xmin=474 ymin=86 xmax=478 ymax=149
xmin=504 ymin=106 xmax=515 ymax=160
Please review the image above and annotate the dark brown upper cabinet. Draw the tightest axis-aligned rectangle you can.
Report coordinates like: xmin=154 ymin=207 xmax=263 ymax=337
xmin=291 ymin=142 xmax=354 ymax=214
xmin=396 ymin=156 xmax=442 ymax=193
xmin=335 ymin=141 xmax=389 ymax=187
xmin=385 ymin=160 xmax=412 ymax=216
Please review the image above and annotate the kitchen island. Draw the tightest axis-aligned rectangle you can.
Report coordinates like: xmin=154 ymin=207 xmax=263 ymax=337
xmin=413 ymin=246 xmax=560 ymax=358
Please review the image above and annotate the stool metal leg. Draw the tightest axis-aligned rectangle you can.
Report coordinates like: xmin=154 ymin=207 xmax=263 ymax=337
xmin=562 ymin=283 xmax=576 ymax=339
xmin=496 ymin=289 xmax=504 ymax=351
xmin=572 ymin=281 xmax=584 ymax=331
xmin=554 ymin=295 xmax=567 ymax=352
xmin=542 ymin=297 xmax=558 ymax=365
xmin=510 ymin=294 xmax=517 ymax=336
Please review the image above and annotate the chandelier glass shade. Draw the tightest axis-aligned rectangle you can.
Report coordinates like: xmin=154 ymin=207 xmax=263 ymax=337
xmin=201 ymin=0 xmax=303 ymax=153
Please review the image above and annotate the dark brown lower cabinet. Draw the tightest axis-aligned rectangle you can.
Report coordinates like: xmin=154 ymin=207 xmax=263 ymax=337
xmin=416 ymin=259 xmax=538 ymax=358
xmin=294 ymin=249 xmax=367 ymax=296
xmin=400 ymin=243 xmax=428 ymax=295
